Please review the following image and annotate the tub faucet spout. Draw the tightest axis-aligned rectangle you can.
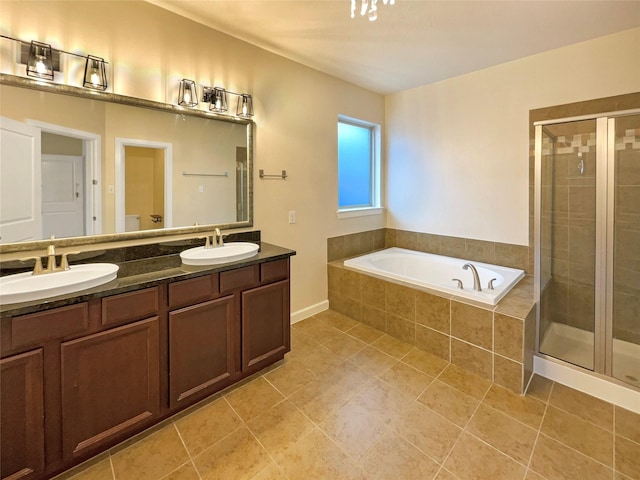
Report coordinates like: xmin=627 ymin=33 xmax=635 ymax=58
xmin=463 ymin=263 xmax=482 ymax=292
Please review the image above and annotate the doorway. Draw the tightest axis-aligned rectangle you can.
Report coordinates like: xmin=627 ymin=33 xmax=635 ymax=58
xmin=0 ymin=117 xmax=101 ymax=243
xmin=115 ymin=138 xmax=173 ymax=233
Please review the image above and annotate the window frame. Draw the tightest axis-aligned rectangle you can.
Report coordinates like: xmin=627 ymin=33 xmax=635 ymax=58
xmin=337 ymin=115 xmax=382 ymax=218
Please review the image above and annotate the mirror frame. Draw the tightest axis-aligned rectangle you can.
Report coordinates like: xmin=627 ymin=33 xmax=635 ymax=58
xmin=0 ymin=73 xmax=254 ymax=254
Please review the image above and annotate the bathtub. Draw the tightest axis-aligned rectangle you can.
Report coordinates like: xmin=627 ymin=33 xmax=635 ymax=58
xmin=343 ymin=247 xmax=525 ymax=306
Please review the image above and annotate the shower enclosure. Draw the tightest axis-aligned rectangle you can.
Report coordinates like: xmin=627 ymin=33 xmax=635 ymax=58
xmin=534 ymin=110 xmax=640 ymax=389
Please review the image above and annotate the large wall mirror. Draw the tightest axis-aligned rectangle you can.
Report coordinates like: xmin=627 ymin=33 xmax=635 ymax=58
xmin=0 ymin=74 xmax=253 ymax=252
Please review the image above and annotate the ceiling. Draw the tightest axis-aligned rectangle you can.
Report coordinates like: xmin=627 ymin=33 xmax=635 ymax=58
xmin=149 ymin=0 xmax=640 ymax=95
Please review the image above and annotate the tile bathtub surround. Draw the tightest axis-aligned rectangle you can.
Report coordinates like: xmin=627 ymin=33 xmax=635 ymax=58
xmin=328 ymin=260 xmax=536 ymax=394
xmin=327 ymin=229 xmax=386 ymax=262
xmin=327 ymin=228 xmax=530 ymax=273
xmin=56 ymin=310 xmax=640 ymax=480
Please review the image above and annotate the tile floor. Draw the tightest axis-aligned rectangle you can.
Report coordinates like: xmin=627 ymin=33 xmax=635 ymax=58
xmin=57 ymin=310 xmax=640 ymax=480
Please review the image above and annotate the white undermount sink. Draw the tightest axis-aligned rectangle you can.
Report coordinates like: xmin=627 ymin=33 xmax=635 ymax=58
xmin=180 ymin=242 xmax=259 ymax=266
xmin=0 ymin=263 xmax=119 ymax=305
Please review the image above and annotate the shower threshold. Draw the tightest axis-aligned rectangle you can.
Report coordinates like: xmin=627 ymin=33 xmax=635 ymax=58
xmin=540 ymin=322 xmax=640 ymax=388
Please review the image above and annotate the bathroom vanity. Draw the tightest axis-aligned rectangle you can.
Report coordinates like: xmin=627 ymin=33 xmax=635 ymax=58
xmin=0 ymin=240 xmax=294 ymax=480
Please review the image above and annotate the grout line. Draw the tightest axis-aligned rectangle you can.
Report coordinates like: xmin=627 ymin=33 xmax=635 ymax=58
xmin=171 ymin=422 xmax=193 ymax=461
xmin=479 ymin=401 xmax=541 ymax=433
xmin=492 ymin=310 xmax=495 ymax=384
xmin=171 ymin=424 xmax=205 ymax=480
xmin=242 ymin=415 xmax=293 ymax=480
xmin=431 ymin=385 xmax=491 ymax=478
xmin=108 ymin=454 xmax=116 ymax=480
xmin=525 ymin=382 xmax=552 ymax=475
xmin=189 ymin=460 xmax=203 ymax=480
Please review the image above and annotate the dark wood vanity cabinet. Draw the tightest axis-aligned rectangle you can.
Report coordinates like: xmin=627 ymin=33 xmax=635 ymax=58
xmin=60 ymin=317 xmax=160 ymax=460
xmin=0 ymin=255 xmax=292 ymax=480
xmin=242 ymin=279 xmax=290 ymax=374
xmin=169 ymin=295 xmax=235 ymax=408
xmin=167 ymin=259 xmax=291 ymax=406
xmin=0 ymin=349 xmax=45 ymax=480
xmin=60 ymin=288 xmax=161 ymax=461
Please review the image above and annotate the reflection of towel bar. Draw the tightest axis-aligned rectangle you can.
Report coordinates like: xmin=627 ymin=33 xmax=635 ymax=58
xmin=182 ymin=170 xmax=228 ymax=177
xmin=259 ymin=169 xmax=287 ymax=179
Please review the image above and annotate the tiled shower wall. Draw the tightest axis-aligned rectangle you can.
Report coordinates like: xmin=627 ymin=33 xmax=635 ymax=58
xmin=327 ymin=228 xmax=535 ymax=394
xmin=530 ymin=93 xmax=640 ymax=352
xmin=614 ymin=126 xmax=640 ymax=344
xmin=539 ymin=126 xmax=640 ymax=346
xmin=540 ymin=129 xmax=597 ymax=338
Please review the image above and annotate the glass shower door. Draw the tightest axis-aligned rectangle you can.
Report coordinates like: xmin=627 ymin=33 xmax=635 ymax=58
xmin=538 ymin=119 xmax=598 ymax=370
xmin=611 ymin=114 xmax=640 ymax=387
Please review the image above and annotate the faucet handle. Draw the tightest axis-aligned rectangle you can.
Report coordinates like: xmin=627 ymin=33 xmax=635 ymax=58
xmin=198 ymin=235 xmax=212 ymax=249
xmin=215 ymin=228 xmax=224 ymax=246
xmin=487 ymin=278 xmax=497 ymax=290
xmin=451 ymin=278 xmax=464 ymax=289
xmin=20 ymin=256 xmax=44 ymax=275
xmin=60 ymin=251 xmax=81 ymax=270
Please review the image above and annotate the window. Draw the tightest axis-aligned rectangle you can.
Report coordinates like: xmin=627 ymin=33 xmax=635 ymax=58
xmin=337 ymin=116 xmax=381 ymax=217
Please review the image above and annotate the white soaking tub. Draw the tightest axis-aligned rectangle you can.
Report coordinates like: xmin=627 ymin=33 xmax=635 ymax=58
xmin=343 ymin=247 xmax=525 ymax=306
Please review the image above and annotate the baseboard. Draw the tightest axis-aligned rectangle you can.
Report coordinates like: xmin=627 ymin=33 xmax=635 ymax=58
xmin=534 ymin=355 xmax=640 ymax=414
xmin=290 ymin=300 xmax=329 ymax=324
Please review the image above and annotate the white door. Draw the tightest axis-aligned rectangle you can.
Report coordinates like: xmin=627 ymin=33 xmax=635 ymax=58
xmin=0 ymin=116 xmax=42 ymax=243
xmin=42 ymin=154 xmax=85 ymax=239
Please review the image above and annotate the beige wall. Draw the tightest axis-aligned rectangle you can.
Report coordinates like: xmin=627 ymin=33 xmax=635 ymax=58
xmin=386 ymin=27 xmax=640 ymax=247
xmin=41 ymin=132 xmax=83 ymax=156
xmin=0 ymin=1 xmax=386 ymax=314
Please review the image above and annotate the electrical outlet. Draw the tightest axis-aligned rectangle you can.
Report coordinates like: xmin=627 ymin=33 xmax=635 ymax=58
xmin=288 ymin=211 xmax=296 ymax=224
xmin=199 ymin=185 xmax=204 ymax=193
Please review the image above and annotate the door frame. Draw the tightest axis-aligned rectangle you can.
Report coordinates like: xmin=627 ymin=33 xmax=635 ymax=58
xmin=114 ymin=138 xmax=173 ymax=233
xmin=533 ymin=107 xmax=640 ymax=377
xmin=26 ymin=119 xmax=102 ymax=235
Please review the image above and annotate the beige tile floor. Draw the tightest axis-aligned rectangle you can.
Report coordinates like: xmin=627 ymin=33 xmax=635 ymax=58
xmin=57 ymin=310 xmax=640 ymax=480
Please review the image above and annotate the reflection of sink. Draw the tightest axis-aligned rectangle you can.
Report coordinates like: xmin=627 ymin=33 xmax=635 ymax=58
xmin=180 ymin=242 xmax=259 ymax=266
xmin=0 ymin=263 xmax=119 ymax=305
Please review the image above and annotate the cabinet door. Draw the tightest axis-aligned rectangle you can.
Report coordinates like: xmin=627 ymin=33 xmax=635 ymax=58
xmin=1 ymin=349 xmax=45 ymax=480
xmin=241 ymin=280 xmax=290 ymax=374
xmin=169 ymin=296 xmax=235 ymax=409
xmin=61 ymin=317 xmax=160 ymax=460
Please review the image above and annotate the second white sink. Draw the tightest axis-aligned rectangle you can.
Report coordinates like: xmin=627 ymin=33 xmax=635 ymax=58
xmin=0 ymin=263 xmax=119 ymax=305
xmin=180 ymin=242 xmax=259 ymax=266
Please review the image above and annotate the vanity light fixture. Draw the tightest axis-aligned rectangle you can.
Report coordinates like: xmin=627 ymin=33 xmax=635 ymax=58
xmin=26 ymin=40 xmax=54 ymax=80
xmin=83 ymin=55 xmax=107 ymax=91
xmin=350 ymin=0 xmax=395 ymax=21
xmin=209 ymin=87 xmax=228 ymax=113
xmin=1 ymin=34 xmax=109 ymax=88
xmin=236 ymin=94 xmax=254 ymax=118
xmin=178 ymin=79 xmax=198 ymax=107
xmin=201 ymin=84 xmax=254 ymax=118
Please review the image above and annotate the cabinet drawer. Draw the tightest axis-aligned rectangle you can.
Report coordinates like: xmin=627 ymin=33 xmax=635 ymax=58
xmin=260 ymin=259 xmax=289 ymax=283
xmin=169 ymin=274 xmax=218 ymax=310
xmin=12 ymin=303 xmax=89 ymax=349
xmin=102 ymin=287 xmax=159 ymax=326
xmin=219 ymin=265 xmax=259 ymax=293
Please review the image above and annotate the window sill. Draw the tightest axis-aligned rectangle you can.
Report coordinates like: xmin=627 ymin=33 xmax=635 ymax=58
xmin=337 ymin=207 xmax=384 ymax=219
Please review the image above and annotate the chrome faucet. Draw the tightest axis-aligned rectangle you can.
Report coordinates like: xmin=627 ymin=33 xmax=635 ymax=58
xmin=463 ymin=263 xmax=482 ymax=292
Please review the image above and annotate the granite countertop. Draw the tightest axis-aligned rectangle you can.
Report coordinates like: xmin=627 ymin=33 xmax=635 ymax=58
xmin=0 ymin=241 xmax=296 ymax=317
